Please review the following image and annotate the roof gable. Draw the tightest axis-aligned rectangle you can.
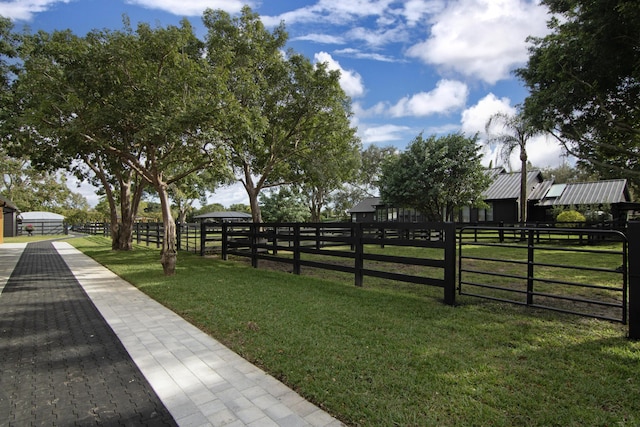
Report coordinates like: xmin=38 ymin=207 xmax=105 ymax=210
xmin=554 ymin=180 xmax=629 ymax=205
xmin=348 ymin=197 xmax=380 ymax=213
xmin=482 ymin=170 xmax=544 ymax=201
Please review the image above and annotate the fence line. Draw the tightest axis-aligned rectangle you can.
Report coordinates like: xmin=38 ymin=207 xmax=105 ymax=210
xmin=75 ymin=220 xmax=640 ymax=338
xmin=458 ymin=225 xmax=628 ymax=324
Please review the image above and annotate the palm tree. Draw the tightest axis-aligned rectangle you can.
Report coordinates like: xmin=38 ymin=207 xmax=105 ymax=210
xmin=485 ymin=110 xmax=543 ymax=224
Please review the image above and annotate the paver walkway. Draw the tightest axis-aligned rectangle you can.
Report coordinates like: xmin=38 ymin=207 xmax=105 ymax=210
xmin=0 ymin=240 xmax=344 ymax=427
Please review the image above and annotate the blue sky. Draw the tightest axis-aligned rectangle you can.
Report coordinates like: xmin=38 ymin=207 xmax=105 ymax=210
xmin=1 ymin=0 xmax=568 ymax=207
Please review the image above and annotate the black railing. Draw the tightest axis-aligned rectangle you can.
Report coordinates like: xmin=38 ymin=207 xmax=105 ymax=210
xmin=458 ymin=225 xmax=628 ymax=324
xmin=221 ymin=222 xmax=457 ymax=305
xmin=74 ymin=219 xmax=640 ymax=338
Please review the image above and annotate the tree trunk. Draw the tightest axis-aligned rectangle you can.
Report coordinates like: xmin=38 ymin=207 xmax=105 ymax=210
xmin=158 ymin=184 xmax=177 ymax=275
xmin=242 ymin=167 xmax=263 ymax=223
xmin=519 ymin=151 xmax=528 ymax=225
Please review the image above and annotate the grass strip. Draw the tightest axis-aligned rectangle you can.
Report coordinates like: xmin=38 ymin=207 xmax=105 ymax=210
xmin=70 ymin=236 xmax=639 ymax=426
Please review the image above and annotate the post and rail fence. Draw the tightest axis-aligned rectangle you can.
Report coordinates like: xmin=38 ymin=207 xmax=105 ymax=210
xmin=75 ymin=220 xmax=640 ymax=339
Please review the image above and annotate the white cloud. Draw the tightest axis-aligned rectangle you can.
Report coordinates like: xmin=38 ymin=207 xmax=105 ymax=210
xmin=461 ymin=93 xmax=566 ymax=169
xmin=262 ymin=0 xmax=395 ymax=26
xmin=346 ymin=25 xmax=408 ymax=47
xmin=0 ymin=0 xmax=71 ymax=21
xmin=293 ymin=33 xmax=346 ymax=44
xmin=461 ymin=93 xmax=514 ymax=137
xmin=125 ymin=0 xmax=251 ymax=16
xmin=407 ymin=0 xmax=549 ymax=84
xmin=314 ymin=51 xmax=365 ymax=98
xmin=334 ymin=48 xmax=398 ymax=62
xmin=389 ymin=79 xmax=468 ymax=117
xmin=400 ymin=0 xmax=444 ymax=27
xmin=207 ymin=182 xmax=249 ymax=208
xmin=359 ymin=124 xmax=412 ymax=144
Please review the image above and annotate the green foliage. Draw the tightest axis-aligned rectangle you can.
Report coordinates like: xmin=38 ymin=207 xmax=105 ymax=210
xmin=228 ymin=204 xmax=251 ymax=213
xmin=379 ymin=133 xmax=490 ymax=221
xmin=259 ymin=187 xmax=310 ymax=223
xmin=517 ymin=0 xmax=640 ymax=189
xmin=203 ymin=6 xmax=358 ymax=222
xmin=0 ymin=148 xmax=89 ymax=213
xmin=556 ymin=210 xmax=586 ymax=224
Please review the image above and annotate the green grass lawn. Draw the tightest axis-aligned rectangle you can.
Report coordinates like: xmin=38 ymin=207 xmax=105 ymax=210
xmin=3 ymin=234 xmax=69 ymax=243
xmin=70 ymin=236 xmax=640 ymax=427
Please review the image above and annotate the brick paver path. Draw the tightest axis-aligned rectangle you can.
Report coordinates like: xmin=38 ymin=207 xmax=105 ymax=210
xmin=0 ymin=241 xmax=176 ymax=426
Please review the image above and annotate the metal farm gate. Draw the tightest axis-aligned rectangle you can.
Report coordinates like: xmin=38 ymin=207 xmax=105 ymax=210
xmin=458 ymin=225 xmax=628 ymax=324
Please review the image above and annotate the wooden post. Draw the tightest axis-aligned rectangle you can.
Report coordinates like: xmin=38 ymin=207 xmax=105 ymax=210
xmin=354 ymin=223 xmax=364 ymax=287
xmin=443 ymin=222 xmax=456 ymax=306
xmin=293 ymin=224 xmax=301 ymax=275
xmin=200 ymin=221 xmax=206 ymax=257
xmin=628 ymin=222 xmax=640 ymax=339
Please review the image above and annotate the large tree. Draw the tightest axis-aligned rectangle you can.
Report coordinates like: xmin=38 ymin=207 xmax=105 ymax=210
xmin=516 ymin=0 xmax=640 ymax=188
xmin=9 ymin=20 xmax=230 ymax=274
xmin=379 ymin=133 xmax=490 ymax=221
xmin=331 ymin=145 xmax=397 ymax=219
xmin=485 ymin=110 xmax=543 ymax=224
xmin=0 ymin=147 xmax=88 ymax=213
xmin=203 ymin=7 xmax=358 ymax=223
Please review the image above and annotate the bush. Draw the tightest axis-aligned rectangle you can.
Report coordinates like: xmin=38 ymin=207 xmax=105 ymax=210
xmin=556 ymin=210 xmax=586 ymax=226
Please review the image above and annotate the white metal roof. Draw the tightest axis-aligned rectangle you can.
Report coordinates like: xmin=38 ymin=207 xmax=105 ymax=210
xmin=20 ymin=211 xmax=65 ymax=221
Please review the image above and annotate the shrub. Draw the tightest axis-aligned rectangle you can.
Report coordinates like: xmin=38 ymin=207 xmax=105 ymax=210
xmin=556 ymin=210 xmax=586 ymax=226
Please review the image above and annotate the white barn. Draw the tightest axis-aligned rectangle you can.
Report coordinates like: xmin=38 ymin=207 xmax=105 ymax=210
xmin=20 ymin=211 xmax=66 ymax=235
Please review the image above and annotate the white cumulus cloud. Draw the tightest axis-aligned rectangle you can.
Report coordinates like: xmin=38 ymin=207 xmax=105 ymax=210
xmin=0 ymin=0 xmax=71 ymax=21
xmin=407 ymin=0 xmax=549 ymax=84
xmin=314 ymin=51 xmax=365 ymax=98
xmin=389 ymin=79 xmax=468 ymax=117
xmin=461 ymin=93 xmax=514 ymax=137
xmin=360 ymin=124 xmax=412 ymax=144
xmin=125 ymin=0 xmax=251 ymax=16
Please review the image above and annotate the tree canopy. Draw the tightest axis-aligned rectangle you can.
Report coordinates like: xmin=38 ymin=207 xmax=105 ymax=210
xmin=379 ymin=133 xmax=489 ymax=221
xmin=8 ymin=18 xmax=230 ymax=274
xmin=203 ymin=7 xmax=359 ymax=223
xmin=516 ymin=0 xmax=640 ymax=188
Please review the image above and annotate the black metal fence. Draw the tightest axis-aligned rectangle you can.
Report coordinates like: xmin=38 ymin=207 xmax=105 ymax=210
xmin=458 ymin=225 xmax=628 ymax=323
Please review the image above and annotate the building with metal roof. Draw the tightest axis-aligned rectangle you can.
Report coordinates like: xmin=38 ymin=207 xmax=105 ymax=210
xmin=193 ymin=211 xmax=252 ymax=223
xmin=348 ymin=197 xmax=380 ymax=222
xmin=348 ymin=169 xmax=638 ymax=225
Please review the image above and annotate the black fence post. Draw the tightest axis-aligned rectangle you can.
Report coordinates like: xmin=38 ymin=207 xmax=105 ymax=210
xmin=527 ymin=229 xmax=535 ymax=306
xmin=251 ymin=223 xmax=258 ymax=268
xmin=354 ymin=222 xmax=364 ymax=287
xmin=293 ymin=224 xmax=301 ymax=275
xmin=221 ymin=224 xmax=228 ymax=260
xmin=628 ymin=222 xmax=640 ymax=339
xmin=272 ymin=226 xmax=278 ymax=255
xmin=200 ymin=221 xmax=206 ymax=257
xmin=176 ymin=220 xmax=182 ymax=251
xmin=443 ymin=222 xmax=456 ymax=305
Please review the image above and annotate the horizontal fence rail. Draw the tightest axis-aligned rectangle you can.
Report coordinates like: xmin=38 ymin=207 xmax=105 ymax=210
xmin=458 ymin=225 xmax=628 ymax=324
xmin=221 ymin=222 xmax=457 ymax=305
xmin=73 ymin=220 xmax=640 ymax=338
xmin=19 ymin=221 xmax=67 ymax=236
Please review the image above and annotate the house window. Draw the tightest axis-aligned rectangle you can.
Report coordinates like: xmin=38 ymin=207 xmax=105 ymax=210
xmin=461 ymin=206 xmax=470 ymax=223
xmin=486 ymin=203 xmax=494 ymax=222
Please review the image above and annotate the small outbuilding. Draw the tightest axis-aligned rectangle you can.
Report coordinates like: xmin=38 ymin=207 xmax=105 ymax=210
xmin=19 ymin=211 xmax=66 ymax=235
xmin=1 ymin=196 xmax=20 ymax=241
xmin=193 ymin=211 xmax=252 ymax=223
